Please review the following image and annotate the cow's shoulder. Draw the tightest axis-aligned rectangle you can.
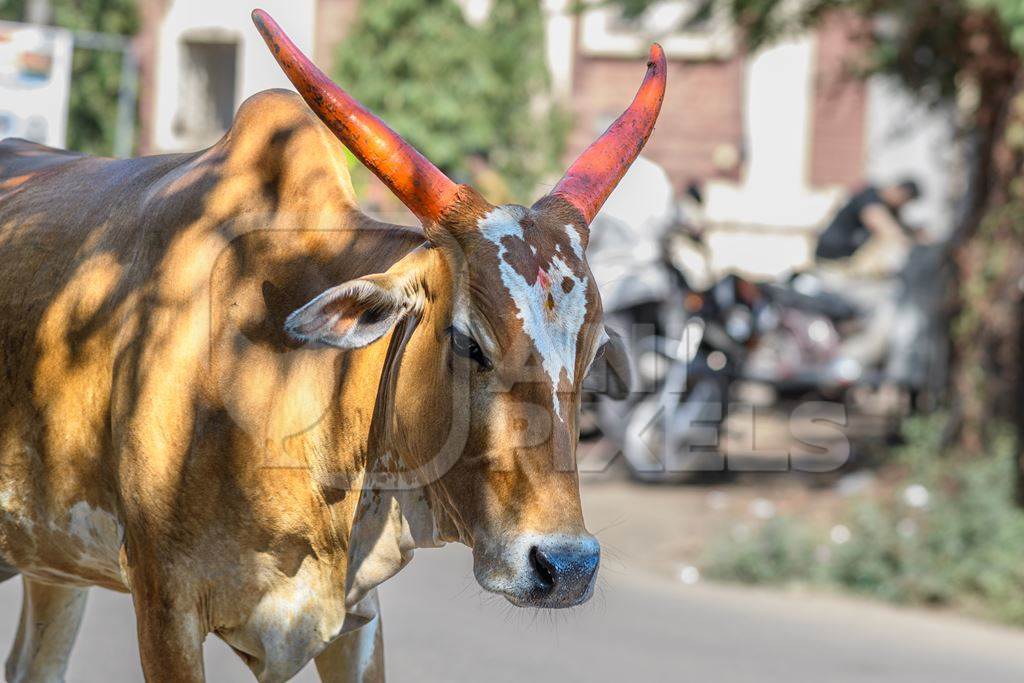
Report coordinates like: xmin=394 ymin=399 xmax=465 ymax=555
xmin=229 ymin=88 xmax=320 ymax=132
xmin=218 ymin=89 xmax=359 ymax=207
xmin=134 ymin=90 xmax=361 ymax=242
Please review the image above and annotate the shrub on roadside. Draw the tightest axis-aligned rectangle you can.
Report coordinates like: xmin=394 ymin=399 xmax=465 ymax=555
xmin=703 ymin=416 xmax=1024 ymax=625
xmin=703 ymin=517 xmax=817 ymax=585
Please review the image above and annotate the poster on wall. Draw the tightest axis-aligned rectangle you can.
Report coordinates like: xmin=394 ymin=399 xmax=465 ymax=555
xmin=0 ymin=20 xmax=73 ymax=149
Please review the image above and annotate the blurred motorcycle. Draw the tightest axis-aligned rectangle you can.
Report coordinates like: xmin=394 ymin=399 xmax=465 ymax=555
xmin=591 ymin=224 xmax=947 ymax=483
xmin=591 ymin=225 xmax=766 ymax=483
xmin=747 ymin=242 xmax=949 ymax=406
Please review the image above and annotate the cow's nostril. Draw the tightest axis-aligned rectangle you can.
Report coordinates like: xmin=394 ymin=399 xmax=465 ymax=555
xmin=529 ymin=546 xmax=556 ymax=592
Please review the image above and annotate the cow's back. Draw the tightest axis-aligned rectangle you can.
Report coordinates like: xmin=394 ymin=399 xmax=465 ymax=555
xmin=0 ymin=89 xmax=422 ymax=590
xmin=0 ymin=135 xmax=207 ymax=587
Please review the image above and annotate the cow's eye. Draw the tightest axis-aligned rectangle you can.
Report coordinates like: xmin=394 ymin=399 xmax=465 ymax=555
xmin=448 ymin=327 xmax=493 ymax=370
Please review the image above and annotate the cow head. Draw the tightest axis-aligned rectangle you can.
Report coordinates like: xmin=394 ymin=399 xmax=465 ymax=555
xmin=254 ymin=10 xmax=665 ymax=608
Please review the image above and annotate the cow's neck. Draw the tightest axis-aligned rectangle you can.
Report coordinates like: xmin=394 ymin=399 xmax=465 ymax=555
xmin=339 ymin=311 xmax=451 ymax=607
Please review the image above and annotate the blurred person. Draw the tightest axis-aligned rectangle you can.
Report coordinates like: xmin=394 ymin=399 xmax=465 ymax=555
xmin=809 ymin=178 xmax=931 ymax=394
xmin=816 ymin=179 xmax=925 ymax=273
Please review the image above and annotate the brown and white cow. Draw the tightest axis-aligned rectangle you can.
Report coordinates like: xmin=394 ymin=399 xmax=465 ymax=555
xmin=0 ymin=9 xmax=664 ymax=682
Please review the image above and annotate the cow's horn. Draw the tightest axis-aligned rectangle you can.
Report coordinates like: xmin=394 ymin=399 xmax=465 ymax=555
xmin=545 ymin=44 xmax=667 ymax=226
xmin=252 ymin=9 xmax=460 ymax=227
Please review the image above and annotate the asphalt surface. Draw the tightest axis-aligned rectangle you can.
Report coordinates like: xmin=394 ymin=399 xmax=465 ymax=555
xmin=1 ymin=544 xmax=1023 ymax=682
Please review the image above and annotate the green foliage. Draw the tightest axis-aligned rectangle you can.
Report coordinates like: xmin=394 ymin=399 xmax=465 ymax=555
xmin=951 ymin=197 xmax=1024 ymax=427
xmin=334 ymin=0 xmax=567 ymax=200
xmin=54 ymin=0 xmax=138 ymax=155
xmin=973 ymin=0 xmax=1024 ymax=54
xmin=0 ymin=1 xmax=26 ymax=21
xmin=703 ymin=517 xmax=818 ymax=585
xmin=704 ymin=416 xmax=1024 ymax=625
xmin=0 ymin=0 xmax=137 ymax=155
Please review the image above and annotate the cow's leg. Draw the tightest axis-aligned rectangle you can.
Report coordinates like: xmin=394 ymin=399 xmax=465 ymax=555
xmin=314 ymin=591 xmax=384 ymax=683
xmin=132 ymin=588 xmax=206 ymax=683
xmin=4 ymin=577 xmax=88 ymax=683
xmin=0 ymin=554 xmax=18 ymax=584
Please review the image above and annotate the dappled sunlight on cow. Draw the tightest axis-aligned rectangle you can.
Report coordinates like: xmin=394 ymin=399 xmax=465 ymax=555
xmin=0 ymin=8 xmax=664 ymax=682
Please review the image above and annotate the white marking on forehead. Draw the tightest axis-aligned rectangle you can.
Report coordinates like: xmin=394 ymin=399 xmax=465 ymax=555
xmin=478 ymin=207 xmax=589 ymax=418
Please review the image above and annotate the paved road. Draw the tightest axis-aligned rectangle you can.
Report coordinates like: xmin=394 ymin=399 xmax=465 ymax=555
xmin=1 ymin=544 xmax=1023 ymax=682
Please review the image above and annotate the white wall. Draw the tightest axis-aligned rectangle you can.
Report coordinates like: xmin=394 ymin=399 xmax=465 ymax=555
xmin=541 ymin=0 xmax=576 ymax=102
xmin=702 ymin=35 xmax=840 ymax=278
xmin=152 ymin=0 xmax=316 ymax=152
xmin=866 ymin=76 xmax=958 ymax=238
xmin=698 ymin=41 xmax=959 ymax=279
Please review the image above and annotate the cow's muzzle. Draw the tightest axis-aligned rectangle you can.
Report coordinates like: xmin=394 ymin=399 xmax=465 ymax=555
xmin=525 ymin=537 xmax=600 ymax=607
xmin=475 ymin=533 xmax=600 ymax=609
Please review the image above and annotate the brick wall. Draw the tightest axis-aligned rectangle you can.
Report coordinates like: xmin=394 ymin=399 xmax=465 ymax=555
xmin=808 ymin=11 xmax=869 ymax=189
xmin=136 ymin=1 xmax=866 ymax=198
xmin=135 ymin=0 xmax=169 ymax=155
xmin=568 ymin=52 xmax=745 ymax=193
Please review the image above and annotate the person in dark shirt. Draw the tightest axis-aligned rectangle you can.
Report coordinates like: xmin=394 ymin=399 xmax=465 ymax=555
xmin=809 ymin=179 xmax=929 ymax=396
xmin=816 ymin=180 xmax=922 ymax=261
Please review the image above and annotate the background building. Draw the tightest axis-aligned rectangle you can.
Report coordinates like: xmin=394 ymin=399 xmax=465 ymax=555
xmin=135 ymin=0 xmax=957 ymax=275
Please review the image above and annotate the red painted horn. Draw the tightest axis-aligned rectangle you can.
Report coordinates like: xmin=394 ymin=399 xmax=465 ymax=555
xmin=549 ymin=44 xmax=667 ymax=225
xmin=252 ymin=9 xmax=460 ymax=226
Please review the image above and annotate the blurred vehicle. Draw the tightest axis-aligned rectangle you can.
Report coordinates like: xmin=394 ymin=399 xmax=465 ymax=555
xmin=758 ymin=242 xmax=950 ymax=409
xmin=590 ymin=217 xmax=948 ymax=483
xmin=590 ymin=222 xmax=764 ymax=483
xmin=744 ymin=274 xmax=864 ymax=397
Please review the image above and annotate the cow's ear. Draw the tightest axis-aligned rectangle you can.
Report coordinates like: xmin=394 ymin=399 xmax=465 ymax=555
xmin=583 ymin=327 xmax=632 ymax=400
xmin=285 ymin=276 xmax=413 ymax=349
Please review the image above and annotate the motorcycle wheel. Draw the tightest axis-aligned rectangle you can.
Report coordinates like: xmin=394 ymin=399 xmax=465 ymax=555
xmin=619 ymin=375 xmax=728 ymax=484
